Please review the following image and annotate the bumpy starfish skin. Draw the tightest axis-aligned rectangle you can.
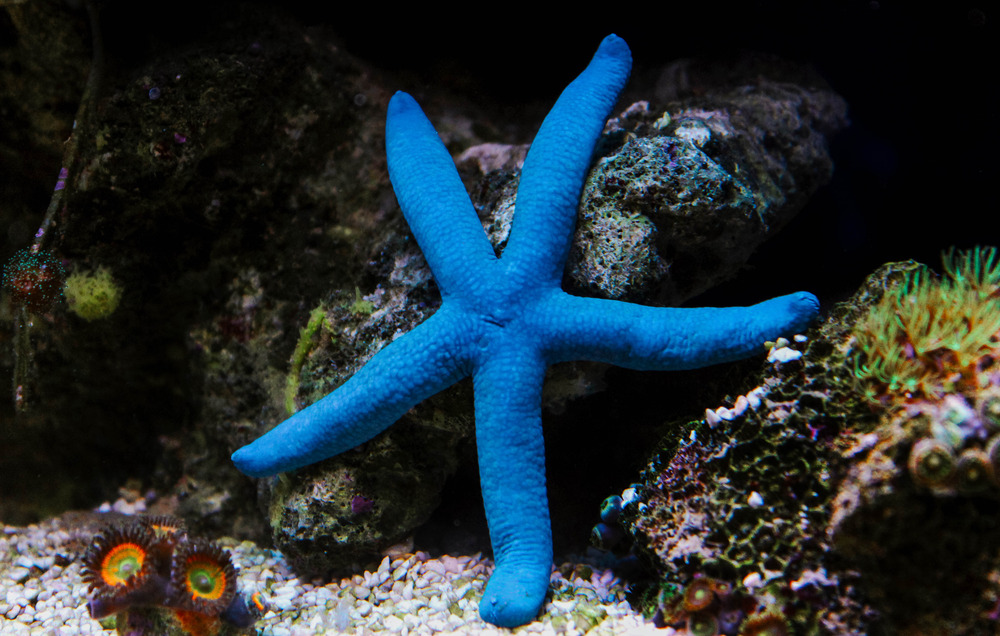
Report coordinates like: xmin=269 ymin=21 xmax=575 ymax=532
xmin=232 ymin=34 xmax=820 ymax=627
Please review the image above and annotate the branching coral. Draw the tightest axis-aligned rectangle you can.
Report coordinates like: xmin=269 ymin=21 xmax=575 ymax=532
xmin=853 ymin=246 xmax=1000 ymax=402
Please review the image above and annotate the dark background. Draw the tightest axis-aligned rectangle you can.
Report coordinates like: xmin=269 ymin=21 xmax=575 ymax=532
xmin=97 ymin=1 xmax=998 ymax=306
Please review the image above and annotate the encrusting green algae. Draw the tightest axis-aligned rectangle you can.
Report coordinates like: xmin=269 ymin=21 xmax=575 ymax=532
xmin=64 ymin=267 xmax=122 ymax=321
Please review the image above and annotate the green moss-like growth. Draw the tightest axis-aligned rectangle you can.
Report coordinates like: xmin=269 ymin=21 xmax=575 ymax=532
xmin=64 ymin=267 xmax=122 ymax=321
xmin=853 ymin=246 xmax=1000 ymax=402
xmin=284 ymin=304 xmax=330 ymax=415
xmin=349 ymin=286 xmax=375 ymax=315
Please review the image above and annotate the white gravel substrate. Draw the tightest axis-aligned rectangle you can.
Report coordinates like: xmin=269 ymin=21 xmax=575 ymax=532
xmin=0 ymin=513 xmax=660 ymax=635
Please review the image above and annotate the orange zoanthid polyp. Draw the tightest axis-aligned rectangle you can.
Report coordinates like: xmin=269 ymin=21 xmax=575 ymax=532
xmin=100 ymin=542 xmax=147 ymax=586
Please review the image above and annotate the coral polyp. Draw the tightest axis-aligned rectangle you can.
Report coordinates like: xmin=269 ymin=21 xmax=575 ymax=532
xmin=687 ymin=610 xmax=720 ymax=636
xmin=170 ymin=539 xmax=237 ymax=616
xmin=100 ymin=541 xmax=147 ymax=585
xmin=82 ymin=524 xmax=159 ymax=618
xmin=853 ymin=246 xmax=1000 ymax=403
xmin=683 ymin=577 xmax=718 ymax=613
xmin=81 ymin=518 xmax=256 ymax=634
xmin=955 ymin=448 xmax=993 ymax=494
xmin=141 ymin=514 xmax=187 ymax=563
xmin=987 ymin=436 xmax=1000 ymax=484
xmin=2 ymin=247 xmax=66 ymax=313
xmin=941 ymin=245 xmax=1000 ymax=299
xmin=142 ymin=514 xmax=187 ymax=538
xmin=738 ymin=606 xmax=790 ymax=636
xmin=907 ymin=438 xmax=957 ymax=489
xmin=599 ymin=495 xmax=623 ymax=523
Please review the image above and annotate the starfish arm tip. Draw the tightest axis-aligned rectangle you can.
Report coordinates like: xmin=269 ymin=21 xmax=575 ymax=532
xmin=230 ymin=312 xmax=470 ymax=479
xmin=387 ymin=90 xmax=417 ymax=114
xmin=501 ymin=34 xmax=632 ymax=283
xmin=479 ymin=567 xmax=549 ymax=628
xmin=229 ymin=406 xmax=335 ymax=478
xmin=230 ymin=446 xmax=271 ymax=479
xmin=597 ymin=33 xmax=631 ymax=62
xmin=786 ymin=291 xmax=821 ymax=331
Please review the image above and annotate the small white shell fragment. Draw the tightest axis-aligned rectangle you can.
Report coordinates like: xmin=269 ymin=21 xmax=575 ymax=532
xmin=767 ymin=347 xmax=802 ymax=363
xmin=674 ymin=118 xmax=712 ymax=147
xmin=621 ymin=487 xmax=640 ymax=505
xmin=743 ymin=572 xmax=763 ymax=589
xmin=705 ymin=408 xmax=722 ymax=428
xmin=732 ymin=395 xmax=749 ymax=417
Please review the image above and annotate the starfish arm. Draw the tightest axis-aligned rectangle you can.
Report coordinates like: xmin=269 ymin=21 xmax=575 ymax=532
xmin=473 ymin=339 xmax=552 ymax=628
xmin=502 ymin=34 xmax=632 ymax=288
xmin=386 ymin=92 xmax=498 ymax=298
xmin=540 ymin=290 xmax=820 ymax=369
xmin=231 ymin=307 xmax=474 ymax=477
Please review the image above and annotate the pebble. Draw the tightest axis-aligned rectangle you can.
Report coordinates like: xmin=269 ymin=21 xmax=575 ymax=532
xmin=0 ymin=513 xmax=654 ymax=635
xmin=767 ymin=345 xmax=803 ymax=363
xmin=7 ymin=568 xmax=29 ymax=583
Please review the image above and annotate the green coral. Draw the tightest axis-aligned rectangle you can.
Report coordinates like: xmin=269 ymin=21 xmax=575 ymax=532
xmin=853 ymin=246 xmax=1000 ymax=401
xmin=63 ymin=267 xmax=122 ymax=321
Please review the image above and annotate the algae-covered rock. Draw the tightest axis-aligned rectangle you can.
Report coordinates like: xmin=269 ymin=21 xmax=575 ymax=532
xmin=267 ymin=269 xmax=474 ymax=575
xmin=625 ymin=331 xmax=865 ymax=634
xmin=0 ymin=4 xmax=395 ymax=530
xmin=623 ymin=252 xmax=1000 ymax=634
xmin=468 ymin=70 xmax=848 ymax=305
xmin=266 ymin=411 xmax=468 ymax=576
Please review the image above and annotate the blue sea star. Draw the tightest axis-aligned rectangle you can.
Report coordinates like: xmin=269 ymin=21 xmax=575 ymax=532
xmin=232 ymin=34 xmax=819 ymax=627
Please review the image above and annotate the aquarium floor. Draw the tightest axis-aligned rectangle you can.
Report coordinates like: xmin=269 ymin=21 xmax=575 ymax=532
xmin=0 ymin=508 xmax=659 ymax=635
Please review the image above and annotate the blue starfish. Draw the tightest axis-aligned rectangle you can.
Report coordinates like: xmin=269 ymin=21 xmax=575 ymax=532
xmin=232 ymin=34 xmax=819 ymax=627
